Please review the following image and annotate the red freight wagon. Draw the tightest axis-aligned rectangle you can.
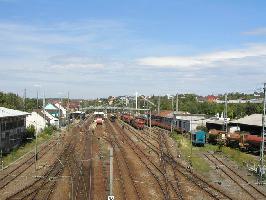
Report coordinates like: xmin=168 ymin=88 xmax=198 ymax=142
xmin=121 ymin=114 xmax=133 ymax=124
xmin=131 ymin=118 xmax=145 ymax=130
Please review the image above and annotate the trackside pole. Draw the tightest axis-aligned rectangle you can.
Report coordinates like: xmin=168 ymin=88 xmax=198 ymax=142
xmin=110 ymin=147 xmax=113 ymax=196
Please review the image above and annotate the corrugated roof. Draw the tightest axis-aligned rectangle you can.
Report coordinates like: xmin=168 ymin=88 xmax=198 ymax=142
xmin=0 ymin=107 xmax=29 ymax=118
xmin=206 ymin=119 xmax=225 ymax=125
xmin=230 ymin=114 xmax=263 ymax=127
xmin=155 ymin=110 xmax=173 ymax=118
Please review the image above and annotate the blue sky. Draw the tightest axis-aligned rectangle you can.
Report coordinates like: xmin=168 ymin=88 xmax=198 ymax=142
xmin=0 ymin=0 xmax=266 ymax=98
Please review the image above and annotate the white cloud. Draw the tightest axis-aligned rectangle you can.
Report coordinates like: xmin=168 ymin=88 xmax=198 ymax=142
xmin=243 ymin=28 xmax=266 ymax=36
xmin=48 ymin=55 xmax=105 ymax=70
xmin=137 ymin=44 xmax=266 ymax=69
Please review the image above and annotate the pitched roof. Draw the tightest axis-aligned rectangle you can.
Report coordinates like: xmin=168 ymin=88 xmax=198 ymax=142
xmin=0 ymin=107 xmax=29 ymax=118
xmin=32 ymin=109 xmax=50 ymax=121
xmin=230 ymin=114 xmax=263 ymax=127
xmin=45 ymin=103 xmax=58 ymax=110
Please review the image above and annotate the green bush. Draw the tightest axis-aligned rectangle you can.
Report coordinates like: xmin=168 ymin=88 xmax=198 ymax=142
xmin=25 ymin=125 xmax=35 ymax=140
xmin=43 ymin=126 xmax=54 ymax=135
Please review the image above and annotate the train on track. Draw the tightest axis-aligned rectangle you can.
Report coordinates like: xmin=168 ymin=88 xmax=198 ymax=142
xmin=120 ymin=113 xmax=265 ymax=154
xmin=120 ymin=114 xmax=145 ymax=130
xmin=208 ymin=129 xmax=265 ymax=154
xmin=110 ymin=114 xmax=117 ymax=122
xmin=120 ymin=113 xmax=187 ymax=132
xmin=93 ymin=111 xmax=106 ymax=125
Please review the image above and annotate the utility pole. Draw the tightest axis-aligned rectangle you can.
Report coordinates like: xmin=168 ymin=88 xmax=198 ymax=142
xmin=0 ymin=149 xmax=3 ymax=170
xmin=171 ymin=96 xmax=174 ymax=111
xmin=43 ymin=91 xmax=46 ymax=128
xmin=34 ymin=121 xmax=38 ymax=171
xmin=176 ymin=93 xmax=179 ymax=113
xmin=149 ymin=109 xmax=152 ymax=135
xmin=224 ymin=93 xmax=228 ymax=133
xmin=157 ymin=96 xmax=160 ymax=114
xmin=36 ymin=90 xmax=38 ymax=109
xmin=109 ymin=147 xmax=113 ymax=196
xmin=23 ymin=88 xmax=26 ymax=111
xmin=135 ymin=92 xmax=138 ymax=113
xmin=259 ymin=83 xmax=266 ymax=184
xmin=67 ymin=92 xmax=70 ymax=130
xmin=171 ymin=95 xmax=174 ymax=132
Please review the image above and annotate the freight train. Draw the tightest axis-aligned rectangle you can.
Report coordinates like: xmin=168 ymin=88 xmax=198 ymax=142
xmin=120 ymin=114 xmax=145 ymax=130
xmin=208 ymin=129 xmax=265 ymax=154
xmin=120 ymin=113 xmax=264 ymax=154
xmin=120 ymin=113 xmax=185 ymax=132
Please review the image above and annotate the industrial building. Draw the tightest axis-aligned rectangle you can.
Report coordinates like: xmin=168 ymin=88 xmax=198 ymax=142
xmin=0 ymin=107 xmax=28 ymax=154
xmin=229 ymin=114 xmax=263 ymax=135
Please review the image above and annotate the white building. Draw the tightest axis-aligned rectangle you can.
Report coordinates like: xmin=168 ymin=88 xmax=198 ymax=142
xmin=26 ymin=109 xmax=59 ymax=132
xmin=55 ymin=103 xmax=67 ymax=118
xmin=26 ymin=110 xmax=47 ymax=133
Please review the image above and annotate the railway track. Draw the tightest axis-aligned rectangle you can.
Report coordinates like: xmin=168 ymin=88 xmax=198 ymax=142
xmin=128 ymin=124 xmax=184 ymax=199
xmin=160 ymin=132 xmax=184 ymax=200
xmin=124 ymin=122 xmax=233 ymax=200
xmin=204 ymin=152 xmax=266 ymax=200
xmin=112 ymin=121 xmax=179 ymax=200
xmin=87 ymin=129 xmax=93 ymax=200
xmin=6 ymin=142 xmax=74 ymax=200
xmin=63 ymin=119 xmax=93 ymax=200
xmin=152 ymin=128 xmax=233 ymax=200
xmin=0 ymin=139 xmax=57 ymax=191
xmin=94 ymin=125 xmax=110 ymax=199
xmin=106 ymin=121 xmax=144 ymax=200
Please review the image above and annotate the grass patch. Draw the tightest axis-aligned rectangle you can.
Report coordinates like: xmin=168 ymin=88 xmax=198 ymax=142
xmin=170 ymin=131 xmax=263 ymax=171
xmin=220 ymin=146 xmax=259 ymax=166
xmin=2 ymin=132 xmax=53 ymax=167
xmin=170 ymin=132 xmax=211 ymax=173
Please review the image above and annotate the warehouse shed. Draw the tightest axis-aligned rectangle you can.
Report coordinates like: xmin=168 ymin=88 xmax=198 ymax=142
xmin=0 ymin=107 xmax=29 ymax=153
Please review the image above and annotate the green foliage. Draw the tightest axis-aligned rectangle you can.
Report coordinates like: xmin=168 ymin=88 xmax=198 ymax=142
xmin=25 ymin=125 xmax=35 ymax=140
xmin=0 ymin=91 xmax=41 ymax=112
xmin=43 ymin=125 xmax=57 ymax=135
xmin=196 ymin=125 xmax=207 ymax=132
xmin=149 ymin=93 xmax=263 ymax=119
xmin=0 ymin=92 xmax=23 ymax=110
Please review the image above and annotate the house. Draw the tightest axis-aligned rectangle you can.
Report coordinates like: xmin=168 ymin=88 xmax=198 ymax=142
xmin=68 ymin=101 xmax=80 ymax=111
xmin=26 ymin=109 xmax=60 ymax=131
xmin=26 ymin=109 xmax=47 ymax=133
xmin=45 ymin=103 xmax=60 ymax=118
xmin=44 ymin=111 xmax=59 ymax=128
xmin=0 ymin=107 xmax=29 ymax=153
xmin=206 ymin=95 xmax=218 ymax=103
xmin=55 ymin=103 xmax=67 ymax=118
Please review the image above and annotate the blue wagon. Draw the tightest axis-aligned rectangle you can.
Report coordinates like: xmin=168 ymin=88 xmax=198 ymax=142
xmin=192 ymin=131 xmax=206 ymax=146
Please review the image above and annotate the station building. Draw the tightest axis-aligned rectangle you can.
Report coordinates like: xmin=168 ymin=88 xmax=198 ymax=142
xmin=0 ymin=107 xmax=29 ymax=154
